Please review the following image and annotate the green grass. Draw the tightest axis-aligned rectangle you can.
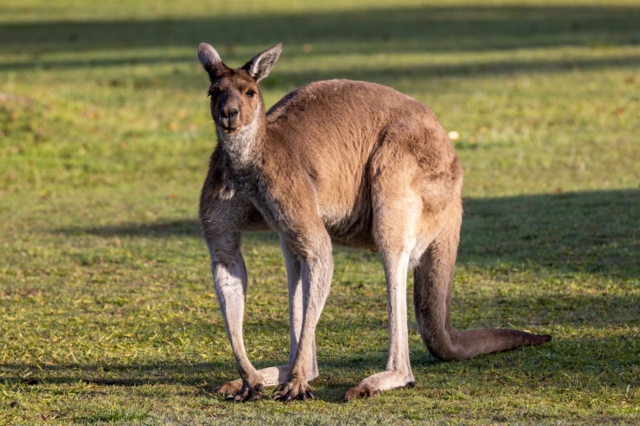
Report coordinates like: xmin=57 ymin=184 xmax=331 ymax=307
xmin=1 ymin=0 xmax=639 ymax=424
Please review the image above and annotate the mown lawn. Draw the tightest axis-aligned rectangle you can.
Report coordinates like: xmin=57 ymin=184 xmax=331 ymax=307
xmin=1 ymin=0 xmax=639 ymax=424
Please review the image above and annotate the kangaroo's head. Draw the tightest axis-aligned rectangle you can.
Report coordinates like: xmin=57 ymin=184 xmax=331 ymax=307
xmin=198 ymin=43 xmax=282 ymax=135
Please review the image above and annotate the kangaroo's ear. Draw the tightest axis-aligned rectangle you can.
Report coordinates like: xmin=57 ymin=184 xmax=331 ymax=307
xmin=242 ymin=43 xmax=283 ymax=82
xmin=198 ymin=43 xmax=222 ymax=74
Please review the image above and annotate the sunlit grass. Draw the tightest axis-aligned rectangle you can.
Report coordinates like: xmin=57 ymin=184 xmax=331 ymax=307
xmin=1 ymin=0 xmax=639 ymax=424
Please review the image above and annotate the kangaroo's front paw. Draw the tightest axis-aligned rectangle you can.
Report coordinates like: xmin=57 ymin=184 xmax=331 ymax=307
xmin=217 ymin=377 xmax=264 ymax=402
xmin=272 ymin=378 xmax=314 ymax=402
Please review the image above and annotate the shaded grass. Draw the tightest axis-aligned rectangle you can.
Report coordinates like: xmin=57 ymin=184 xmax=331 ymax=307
xmin=1 ymin=0 xmax=639 ymax=424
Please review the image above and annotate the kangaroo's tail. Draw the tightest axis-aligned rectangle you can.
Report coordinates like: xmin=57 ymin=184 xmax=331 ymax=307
xmin=413 ymin=219 xmax=551 ymax=362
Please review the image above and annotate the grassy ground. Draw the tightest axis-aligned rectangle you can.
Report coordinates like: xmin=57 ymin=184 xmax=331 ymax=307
xmin=1 ymin=0 xmax=639 ymax=424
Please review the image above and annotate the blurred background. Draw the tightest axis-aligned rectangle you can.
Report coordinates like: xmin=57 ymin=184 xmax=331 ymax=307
xmin=1 ymin=0 xmax=639 ymax=196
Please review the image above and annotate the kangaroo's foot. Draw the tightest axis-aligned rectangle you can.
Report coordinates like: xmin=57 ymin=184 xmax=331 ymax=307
xmin=216 ymin=365 xmax=318 ymax=401
xmin=215 ymin=378 xmax=242 ymax=397
xmin=272 ymin=377 xmax=315 ymax=402
xmin=216 ymin=373 xmax=265 ymax=402
xmin=344 ymin=370 xmax=415 ymax=402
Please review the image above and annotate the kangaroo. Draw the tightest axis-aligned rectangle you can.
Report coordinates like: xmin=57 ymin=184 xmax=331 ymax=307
xmin=197 ymin=42 xmax=551 ymax=402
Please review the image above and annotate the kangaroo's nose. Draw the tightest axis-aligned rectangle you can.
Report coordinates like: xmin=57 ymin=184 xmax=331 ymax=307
xmin=219 ymin=108 xmax=239 ymax=129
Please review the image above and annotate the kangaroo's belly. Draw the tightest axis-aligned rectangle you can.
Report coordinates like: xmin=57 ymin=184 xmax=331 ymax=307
xmin=321 ymin=193 xmax=376 ymax=251
xmin=308 ymin=148 xmax=377 ymax=249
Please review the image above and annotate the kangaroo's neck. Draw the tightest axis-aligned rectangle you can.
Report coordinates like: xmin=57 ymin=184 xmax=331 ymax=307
xmin=217 ymin=103 xmax=266 ymax=169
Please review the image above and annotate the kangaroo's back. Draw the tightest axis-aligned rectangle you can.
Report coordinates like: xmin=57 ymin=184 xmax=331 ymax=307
xmin=266 ymin=79 xmax=448 ymax=158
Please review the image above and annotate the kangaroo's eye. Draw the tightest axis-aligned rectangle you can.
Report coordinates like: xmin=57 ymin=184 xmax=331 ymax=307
xmin=246 ymin=90 xmax=256 ymax=98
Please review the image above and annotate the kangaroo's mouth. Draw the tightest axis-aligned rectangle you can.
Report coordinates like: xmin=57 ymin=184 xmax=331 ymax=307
xmin=221 ymin=125 xmax=239 ymax=134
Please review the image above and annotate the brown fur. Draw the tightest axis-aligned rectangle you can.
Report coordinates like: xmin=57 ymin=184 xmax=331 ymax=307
xmin=197 ymin=43 xmax=551 ymax=402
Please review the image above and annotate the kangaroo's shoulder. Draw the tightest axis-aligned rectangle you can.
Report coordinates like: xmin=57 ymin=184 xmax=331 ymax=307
xmin=200 ymin=145 xmax=235 ymax=203
xmin=199 ymin=144 xmax=269 ymax=232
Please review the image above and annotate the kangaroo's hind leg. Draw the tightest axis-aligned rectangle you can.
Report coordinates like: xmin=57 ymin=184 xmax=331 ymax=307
xmin=280 ymin=235 xmax=320 ymax=381
xmin=343 ymin=239 xmax=417 ymax=401
xmin=213 ymin=236 xmax=319 ymax=397
xmin=344 ymin=154 xmax=423 ymax=401
xmin=201 ymin=189 xmax=265 ymax=402
xmin=202 ymin=193 xmax=291 ymax=401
